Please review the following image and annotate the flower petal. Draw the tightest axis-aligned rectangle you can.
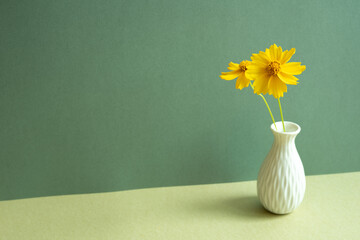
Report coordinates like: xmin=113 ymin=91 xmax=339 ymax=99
xmin=269 ymin=44 xmax=277 ymax=60
xmin=251 ymin=52 xmax=270 ymax=66
xmin=253 ymin=73 xmax=270 ymax=95
xmin=246 ymin=65 xmax=267 ymax=79
xmin=281 ymin=62 xmax=306 ymax=75
xmin=227 ymin=62 xmax=240 ymax=70
xmin=235 ymin=72 xmax=250 ymax=90
xmin=269 ymin=44 xmax=282 ymax=61
xmin=264 ymin=48 xmax=271 ymax=60
xmin=278 ymin=72 xmax=298 ymax=85
xmin=244 ymin=70 xmax=253 ymax=80
xmin=280 ymin=48 xmax=296 ymax=64
xmin=277 ymin=46 xmax=283 ymax=61
xmin=220 ymin=70 xmax=241 ymax=80
xmin=268 ymin=75 xmax=287 ymax=98
xmin=280 ymin=50 xmax=288 ymax=63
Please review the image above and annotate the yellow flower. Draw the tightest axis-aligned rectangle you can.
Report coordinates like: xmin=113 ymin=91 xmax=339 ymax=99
xmin=247 ymin=44 xmax=306 ymax=98
xmin=220 ymin=60 xmax=252 ymax=90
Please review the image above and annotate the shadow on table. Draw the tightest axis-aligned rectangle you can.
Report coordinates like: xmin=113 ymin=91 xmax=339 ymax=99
xmin=189 ymin=195 xmax=286 ymax=221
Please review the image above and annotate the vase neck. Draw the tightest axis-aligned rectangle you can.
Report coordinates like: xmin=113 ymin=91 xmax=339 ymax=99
xmin=273 ymin=133 xmax=297 ymax=145
xmin=270 ymin=121 xmax=301 ymax=144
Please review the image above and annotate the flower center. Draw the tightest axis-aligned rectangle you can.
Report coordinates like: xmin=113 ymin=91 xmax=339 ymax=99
xmin=267 ymin=61 xmax=281 ymax=75
xmin=240 ymin=65 xmax=247 ymax=72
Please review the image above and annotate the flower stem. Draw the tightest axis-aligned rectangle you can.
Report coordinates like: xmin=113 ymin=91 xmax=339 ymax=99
xmin=278 ymin=98 xmax=285 ymax=132
xmin=249 ymin=82 xmax=277 ymax=130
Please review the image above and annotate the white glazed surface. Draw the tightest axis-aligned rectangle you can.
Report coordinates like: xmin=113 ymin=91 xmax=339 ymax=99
xmin=257 ymin=121 xmax=306 ymax=214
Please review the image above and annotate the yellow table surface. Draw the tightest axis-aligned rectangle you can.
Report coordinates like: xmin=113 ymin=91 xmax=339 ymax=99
xmin=1 ymin=172 xmax=359 ymax=240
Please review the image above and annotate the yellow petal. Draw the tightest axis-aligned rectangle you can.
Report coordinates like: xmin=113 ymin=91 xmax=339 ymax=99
xmin=281 ymin=62 xmax=306 ymax=75
xmin=278 ymin=72 xmax=298 ymax=85
xmin=244 ymin=70 xmax=253 ymax=80
xmin=227 ymin=62 xmax=240 ymax=70
xmin=253 ymin=73 xmax=270 ymax=95
xmin=268 ymin=75 xmax=287 ymax=98
xmin=251 ymin=53 xmax=269 ymax=66
xmin=246 ymin=64 xmax=267 ymax=75
xmin=235 ymin=72 xmax=250 ymax=90
xmin=269 ymin=44 xmax=279 ymax=61
xmin=280 ymin=48 xmax=296 ymax=64
xmin=264 ymin=48 xmax=271 ymax=60
xmin=246 ymin=71 xmax=267 ymax=80
xmin=277 ymin=46 xmax=283 ymax=61
xmin=280 ymin=50 xmax=288 ymax=63
xmin=220 ymin=70 xmax=241 ymax=80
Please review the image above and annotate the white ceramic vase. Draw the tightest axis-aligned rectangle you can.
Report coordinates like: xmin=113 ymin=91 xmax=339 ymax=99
xmin=257 ymin=121 xmax=306 ymax=214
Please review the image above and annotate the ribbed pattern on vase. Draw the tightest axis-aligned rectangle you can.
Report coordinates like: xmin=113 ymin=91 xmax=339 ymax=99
xmin=257 ymin=122 xmax=306 ymax=214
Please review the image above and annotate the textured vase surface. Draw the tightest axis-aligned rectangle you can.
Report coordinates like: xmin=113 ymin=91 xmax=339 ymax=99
xmin=257 ymin=121 xmax=306 ymax=214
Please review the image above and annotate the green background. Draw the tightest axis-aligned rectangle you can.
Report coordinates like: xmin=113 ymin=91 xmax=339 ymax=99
xmin=1 ymin=0 xmax=359 ymax=201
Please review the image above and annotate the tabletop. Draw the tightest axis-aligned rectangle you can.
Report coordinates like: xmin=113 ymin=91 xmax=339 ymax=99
xmin=1 ymin=172 xmax=359 ymax=240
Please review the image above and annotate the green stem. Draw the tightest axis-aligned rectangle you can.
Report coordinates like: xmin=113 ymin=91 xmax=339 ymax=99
xmin=249 ymin=82 xmax=277 ymax=130
xmin=278 ymin=98 xmax=285 ymax=132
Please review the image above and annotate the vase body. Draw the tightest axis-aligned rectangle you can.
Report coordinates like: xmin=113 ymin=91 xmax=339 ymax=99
xmin=257 ymin=121 xmax=305 ymax=214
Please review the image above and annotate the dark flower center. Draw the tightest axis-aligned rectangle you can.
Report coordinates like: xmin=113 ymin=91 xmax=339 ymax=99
xmin=240 ymin=65 xmax=247 ymax=72
xmin=267 ymin=61 xmax=280 ymax=75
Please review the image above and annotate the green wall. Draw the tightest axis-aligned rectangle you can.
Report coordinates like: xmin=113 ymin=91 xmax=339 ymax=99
xmin=1 ymin=0 xmax=359 ymax=201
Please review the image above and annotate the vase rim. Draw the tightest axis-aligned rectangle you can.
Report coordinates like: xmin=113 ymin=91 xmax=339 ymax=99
xmin=270 ymin=121 xmax=301 ymax=135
